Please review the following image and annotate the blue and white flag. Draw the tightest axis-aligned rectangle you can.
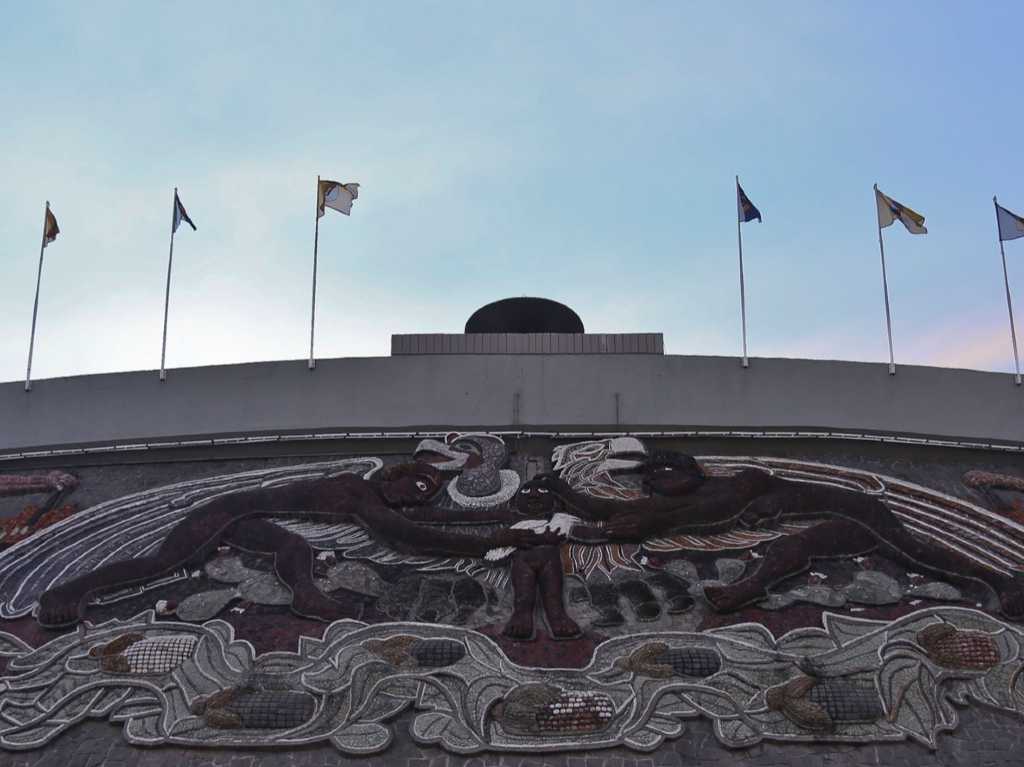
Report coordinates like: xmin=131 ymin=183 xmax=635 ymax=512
xmin=997 ymin=201 xmax=1024 ymax=242
xmin=172 ymin=192 xmax=196 ymax=233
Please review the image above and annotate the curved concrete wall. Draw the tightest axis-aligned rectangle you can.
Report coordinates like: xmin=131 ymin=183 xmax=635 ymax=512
xmin=1 ymin=354 xmax=1022 ymax=454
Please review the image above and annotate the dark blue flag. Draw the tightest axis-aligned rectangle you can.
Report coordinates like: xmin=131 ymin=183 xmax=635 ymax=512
xmin=173 ymin=191 xmax=196 ymax=233
xmin=737 ymin=181 xmax=762 ymax=223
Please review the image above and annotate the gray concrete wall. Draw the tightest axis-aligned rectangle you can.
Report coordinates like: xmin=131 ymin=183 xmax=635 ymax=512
xmin=1 ymin=354 xmax=1023 ymax=453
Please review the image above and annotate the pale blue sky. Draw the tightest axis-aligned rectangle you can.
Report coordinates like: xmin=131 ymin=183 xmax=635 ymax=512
xmin=2 ymin=1 xmax=1023 ymax=383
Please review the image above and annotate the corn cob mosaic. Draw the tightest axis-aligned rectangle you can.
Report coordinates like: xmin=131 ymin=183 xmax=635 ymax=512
xmin=1 ymin=606 xmax=1022 ymax=756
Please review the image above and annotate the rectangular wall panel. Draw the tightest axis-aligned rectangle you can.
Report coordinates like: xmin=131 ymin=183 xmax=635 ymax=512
xmin=390 ymin=333 xmax=664 ymax=355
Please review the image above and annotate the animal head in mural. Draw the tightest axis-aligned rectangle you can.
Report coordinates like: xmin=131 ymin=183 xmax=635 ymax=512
xmin=551 ymin=436 xmax=648 ymax=501
xmin=415 ymin=432 xmax=521 ymax=508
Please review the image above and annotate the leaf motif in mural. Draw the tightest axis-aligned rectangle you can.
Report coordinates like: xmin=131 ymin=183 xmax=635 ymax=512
xmin=823 ymin=613 xmax=887 ymax=647
xmin=330 ymin=722 xmax=393 ymax=754
xmin=622 ymin=691 xmax=693 ymax=751
xmin=125 ymin=709 xmax=166 ymax=742
xmin=298 ymin=619 xmax=366 ymax=660
xmin=166 ymin=716 xmax=208 ymax=738
xmin=345 ymin=660 xmax=398 ymax=722
xmin=6 ymin=627 xmax=83 ymax=674
xmin=0 ymin=682 xmax=133 ymax=750
xmin=776 ymin=629 xmax=842 ymax=657
xmin=109 ymin=692 xmax=162 ymax=721
xmin=677 ymin=683 xmax=746 ymax=719
xmin=0 ymin=631 xmax=30 ymax=658
xmin=412 ymin=710 xmax=482 ymax=753
xmin=981 ymin=663 xmax=1024 ymax=713
xmin=464 ymin=634 xmax=511 ymax=676
xmin=622 ymin=726 xmax=665 ymax=751
xmin=464 ymin=675 xmax=514 ymax=736
xmin=879 ymin=654 xmax=949 ymax=748
xmin=713 ymin=716 xmax=763 ymax=748
xmin=708 ymin=622 xmax=777 ymax=652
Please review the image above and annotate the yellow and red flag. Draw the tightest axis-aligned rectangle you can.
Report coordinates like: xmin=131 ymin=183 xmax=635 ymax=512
xmin=43 ymin=207 xmax=59 ymax=248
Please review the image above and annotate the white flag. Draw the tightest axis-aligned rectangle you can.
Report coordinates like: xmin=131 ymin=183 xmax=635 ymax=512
xmin=317 ymin=179 xmax=359 ymax=218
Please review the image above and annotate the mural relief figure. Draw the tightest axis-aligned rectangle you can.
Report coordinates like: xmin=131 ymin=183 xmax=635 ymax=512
xmin=485 ymin=480 xmax=591 ymax=639
xmin=36 ymin=462 xmax=556 ymax=628
xmin=526 ymin=451 xmax=1024 ymax=619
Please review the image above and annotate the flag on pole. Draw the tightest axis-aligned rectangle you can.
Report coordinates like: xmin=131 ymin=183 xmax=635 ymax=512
xmin=26 ymin=203 xmax=56 ymax=391
xmin=172 ymin=192 xmax=196 ymax=233
xmin=737 ymin=181 xmax=762 ymax=223
xmin=997 ymin=201 xmax=1024 ymax=242
xmin=309 ymin=176 xmax=359 ymax=370
xmin=995 ymin=197 xmax=1023 ymax=385
xmin=43 ymin=207 xmax=59 ymax=248
xmin=875 ymin=187 xmax=927 ymax=234
xmin=317 ymin=180 xmax=359 ymax=218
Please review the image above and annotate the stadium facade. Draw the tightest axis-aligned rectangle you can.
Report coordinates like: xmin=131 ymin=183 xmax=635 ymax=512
xmin=1 ymin=299 xmax=1023 ymax=767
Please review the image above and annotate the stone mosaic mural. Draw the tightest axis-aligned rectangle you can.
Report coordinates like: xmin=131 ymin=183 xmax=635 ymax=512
xmin=1 ymin=435 xmax=1023 ymax=762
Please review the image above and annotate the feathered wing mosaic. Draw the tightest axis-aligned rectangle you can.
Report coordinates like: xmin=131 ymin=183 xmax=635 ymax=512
xmin=1 ymin=435 xmax=1023 ymax=756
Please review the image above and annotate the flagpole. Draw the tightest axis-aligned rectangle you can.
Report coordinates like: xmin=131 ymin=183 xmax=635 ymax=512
xmin=736 ymin=176 xmax=749 ymax=368
xmin=24 ymin=202 xmax=50 ymax=392
xmin=309 ymin=175 xmax=320 ymax=370
xmin=875 ymin=184 xmax=896 ymax=376
xmin=159 ymin=188 xmax=177 ymax=382
xmin=995 ymin=196 xmax=1022 ymax=386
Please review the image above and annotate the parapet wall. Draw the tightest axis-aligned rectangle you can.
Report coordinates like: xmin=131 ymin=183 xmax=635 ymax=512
xmin=1 ymin=353 xmax=1022 ymax=456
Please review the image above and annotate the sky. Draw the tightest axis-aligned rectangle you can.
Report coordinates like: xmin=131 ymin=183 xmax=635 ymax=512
xmin=2 ymin=1 xmax=1024 ymax=384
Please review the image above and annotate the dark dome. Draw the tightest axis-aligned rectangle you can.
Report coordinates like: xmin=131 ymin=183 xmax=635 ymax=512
xmin=465 ymin=298 xmax=584 ymax=334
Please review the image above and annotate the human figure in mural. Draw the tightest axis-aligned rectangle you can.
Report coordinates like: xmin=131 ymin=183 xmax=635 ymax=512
xmin=36 ymin=463 xmax=558 ymax=628
xmin=522 ymin=451 xmax=1024 ymax=619
xmin=490 ymin=480 xmax=589 ymax=640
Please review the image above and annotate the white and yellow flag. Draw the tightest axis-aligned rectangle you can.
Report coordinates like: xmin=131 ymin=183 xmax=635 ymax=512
xmin=317 ymin=179 xmax=359 ymax=218
xmin=876 ymin=186 xmax=927 ymax=234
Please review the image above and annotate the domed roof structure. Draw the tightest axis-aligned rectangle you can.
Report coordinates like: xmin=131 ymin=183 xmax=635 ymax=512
xmin=465 ymin=297 xmax=584 ymax=334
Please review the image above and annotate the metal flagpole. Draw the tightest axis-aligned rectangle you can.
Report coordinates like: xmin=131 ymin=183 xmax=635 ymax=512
xmin=875 ymin=184 xmax=896 ymax=376
xmin=25 ymin=202 xmax=50 ymax=392
xmin=159 ymin=188 xmax=178 ymax=381
xmin=736 ymin=176 xmax=749 ymax=368
xmin=309 ymin=175 xmax=320 ymax=370
xmin=994 ymin=196 xmax=1022 ymax=386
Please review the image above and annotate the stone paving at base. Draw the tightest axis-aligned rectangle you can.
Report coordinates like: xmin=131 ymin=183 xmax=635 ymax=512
xmin=4 ymin=706 xmax=1023 ymax=767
